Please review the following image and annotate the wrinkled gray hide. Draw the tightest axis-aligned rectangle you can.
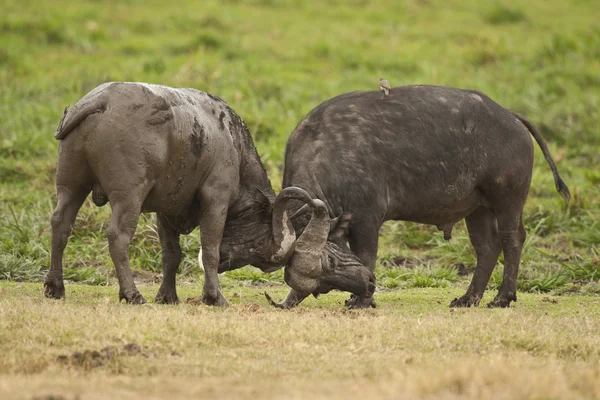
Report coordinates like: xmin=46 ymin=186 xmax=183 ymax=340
xmin=45 ymin=82 xmax=374 ymax=306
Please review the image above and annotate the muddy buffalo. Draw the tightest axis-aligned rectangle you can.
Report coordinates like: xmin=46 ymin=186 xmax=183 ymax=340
xmin=45 ymin=82 xmax=375 ymax=306
xmin=270 ymin=85 xmax=570 ymax=309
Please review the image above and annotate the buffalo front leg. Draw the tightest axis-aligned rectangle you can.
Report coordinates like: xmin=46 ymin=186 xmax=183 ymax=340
xmin=450 ymin=207 xmax=502 ymax=308
xmin=198 ymin=189 xmax=229 ymax=307
xmin=155 ymin=214 xmax=182 ymax=304
xmin=488 ymin=213 xmax=526 ymax=308
xmin=346 ymin=221 xmax=380 ymax=309
xmin=106 ymin=201 xmax=145 ymax=304
xmin=45 ymin=185 xmax=90 ymax=299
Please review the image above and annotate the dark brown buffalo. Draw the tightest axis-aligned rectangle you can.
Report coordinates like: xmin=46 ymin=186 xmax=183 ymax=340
xmin=273 ymin=85 xmax=570 ymax=309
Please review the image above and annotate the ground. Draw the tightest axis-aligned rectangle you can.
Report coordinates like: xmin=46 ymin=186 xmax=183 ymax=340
xmin=1 ymin=282 xmax=600 ymax=400
xmin=1 ymin=0 xmax=599 ymax=399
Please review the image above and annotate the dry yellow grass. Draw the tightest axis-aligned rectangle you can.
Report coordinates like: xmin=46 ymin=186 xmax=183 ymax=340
xmin=1 ymin=282 xmax=599 ymax=400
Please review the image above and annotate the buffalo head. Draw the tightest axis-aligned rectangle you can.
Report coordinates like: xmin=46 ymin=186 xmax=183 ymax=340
xmin=217 ymin=187 xmax=309 ymax=273
xmin=216 ymin=187 xmax=374 ymax=304
xmin=264 ymin=191 xmax=375 ymax=307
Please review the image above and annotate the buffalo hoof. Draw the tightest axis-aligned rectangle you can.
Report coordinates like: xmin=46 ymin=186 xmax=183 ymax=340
xmin=44 ymin=278 xmax=65 ymax=300
xmin=487 ymin=292 xmax=516 ymax=308
xmin=345 ymin=294 xmax=376 ymax=309
xmin=202 ymin=288 xmax=229 ymax=307
xmin=449 ymin=293 xmax=481 ymax=308
xmin=119 ymin=289 xmax=146 ymax=305
xmin=155 ymin=289 xmax=179 ymax=305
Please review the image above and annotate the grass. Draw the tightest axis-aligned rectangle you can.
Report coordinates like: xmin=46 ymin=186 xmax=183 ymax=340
xmin=0 ymin=0 xmax=599 ymax=397
xmin=1 ymin=282 xmax=600 ymax=399
xmin=1 ymin=0 xmax=599 ymax=294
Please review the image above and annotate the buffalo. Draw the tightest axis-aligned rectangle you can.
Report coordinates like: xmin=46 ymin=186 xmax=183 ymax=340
xmin=269 ymin=85 xmax=570 ymax=309
xmin=45 ymin=82 xmax=375 ymax=305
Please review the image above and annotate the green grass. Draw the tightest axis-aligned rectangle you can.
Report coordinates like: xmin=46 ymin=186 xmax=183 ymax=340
xmin=1 ymin=0 xmax=599 ymax=298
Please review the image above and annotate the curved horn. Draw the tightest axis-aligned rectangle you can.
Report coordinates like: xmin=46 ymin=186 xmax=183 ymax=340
xmin=286 ymin=198 xmax=330 ymax=276
xmin=290 ymin=204 xmax=311 ymax=220
xmin=270 ymin=187 xmax=315 ymax=263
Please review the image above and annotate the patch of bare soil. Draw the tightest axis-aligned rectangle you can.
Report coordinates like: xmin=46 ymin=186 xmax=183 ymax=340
xmin=56 ymin=343 xmax=150 ymax=369
xmin=239 ymin=302 xmax=261 ymax=313
xmin=184 ymin=296 xmax=203 ymax=305
xmin=542 ymin=296 xmax=559 ymax=304
xmin=131 ymin=269 xmax=161 ymax=285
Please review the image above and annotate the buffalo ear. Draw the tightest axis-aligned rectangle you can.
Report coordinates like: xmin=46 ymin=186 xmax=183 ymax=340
xmin=253 ymin=188 xmax=274 ymax=213
xmin=328 ymin=212 xmax=352 ymax=240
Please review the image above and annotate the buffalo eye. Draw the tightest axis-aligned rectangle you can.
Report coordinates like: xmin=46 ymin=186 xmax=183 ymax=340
xmin=328 ymin=255 xmax=339 ymax=269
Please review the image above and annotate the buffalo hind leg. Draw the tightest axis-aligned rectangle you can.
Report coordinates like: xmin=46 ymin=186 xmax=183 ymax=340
xmin=155 ymin=214 xmax=182 ymax=304
xmin=198 ymin=188 xmax=229 ymax=307
xmin=45 ymin=185 xmax=90 ymax=299
xmin=345 ymin=220 xmax=379 ymax=309
xmin=488 ymin=213 xmax=526 ymax=308
xmin=106 ymin=200 xmax=145 ymax=304
xmin=450 ymin=207 xmax=502 ymax=308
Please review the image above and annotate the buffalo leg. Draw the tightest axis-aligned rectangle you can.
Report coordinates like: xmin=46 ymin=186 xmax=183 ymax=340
xmin=155 ymin=214 xmax=182 ymax=304
xmin=450 ymin=207 xmax=502 ymax=307
xmin=345 ymin=220 xmax=379 ymax=309
xmin=45 ymin=185 xmax=90 ymax=299
xmin=488 ymin=213 xmax=526 ymax=308
xmin=106 ymin=200 xmax=145 ymax=304
xmin=197 ymin=188 xmax=229 ymax=307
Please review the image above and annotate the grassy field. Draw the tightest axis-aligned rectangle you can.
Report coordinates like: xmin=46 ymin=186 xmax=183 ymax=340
xmin=1 ymin=0 xmax=599 ymax=398
xmin=2 ymin=282 xmax=600 ymax=400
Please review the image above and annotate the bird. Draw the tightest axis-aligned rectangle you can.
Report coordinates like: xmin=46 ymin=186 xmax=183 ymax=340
xmin=379 ymin=77 xmax=390 ymax=98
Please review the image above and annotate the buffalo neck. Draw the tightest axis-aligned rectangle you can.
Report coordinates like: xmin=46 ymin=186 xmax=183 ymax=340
xmin=230 ymin=119 xmax=276 ymax=213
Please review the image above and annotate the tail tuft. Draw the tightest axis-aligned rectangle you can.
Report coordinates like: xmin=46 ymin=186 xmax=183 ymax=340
xmin=555 ymin=176 xmax=571 ymax=204
xmin=512 ymin=111 xmax=571 ymax=206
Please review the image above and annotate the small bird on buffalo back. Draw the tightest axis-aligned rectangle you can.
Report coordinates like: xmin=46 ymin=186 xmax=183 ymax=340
xmin=379 ymin=78 xmax=391 ymax=98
